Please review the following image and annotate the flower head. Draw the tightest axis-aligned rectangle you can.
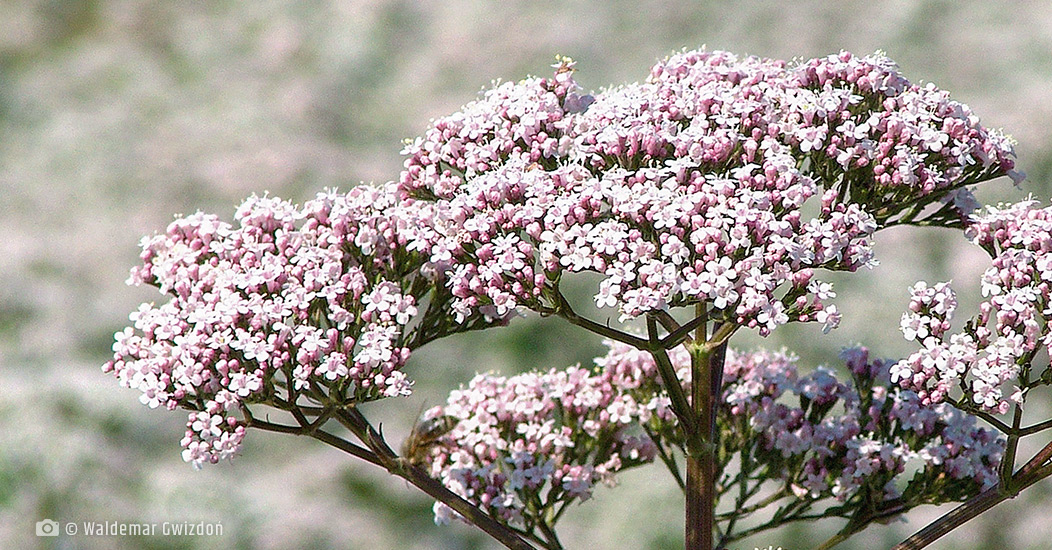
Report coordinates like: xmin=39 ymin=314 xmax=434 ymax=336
xmin=105 ymin=185 xmax=501 ymax=467
xmin=894 ymin=200 xmax=1052 ymax=414
xmin=400 ymin=49 xmax=1016 ymax=336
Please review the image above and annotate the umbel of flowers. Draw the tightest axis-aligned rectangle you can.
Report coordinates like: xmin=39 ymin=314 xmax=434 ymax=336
xmin=422 ymin=342 xmax=1002 ymax=547
xmin=400 ymin=50 xmax=1020 ymax=332
xmin=104 ymin=48 xmax=1044 ymax=550
xmin=105 ymin=185 xmax=505 ymax=468
xmin=894 ymin=200 xmax=1052 ymax=416
xmin=884 ymin=201 xmax=1052 ymax=550
xmin=393 ymin=48 xmax=1019 ymax=549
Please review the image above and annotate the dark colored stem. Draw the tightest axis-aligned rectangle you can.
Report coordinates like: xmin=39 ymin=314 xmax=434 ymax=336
xmin=654 ymin=310 xmax=693 ymax=345
xmin=708 ymin=331 xmax=726 ymax=445
xmin=892 ymin=440 xmax=1052 ymax=550
xmin=951 ymin=399 xmax=1052 ymax=437
xmin=661 ymin=311 xmax=708 ymax=348
xmin=718 ymin=374 xmax=747 ymax=548
xmin=719 ymin=510 xmax=824 ymax=544
xmin=311 ymin=429 xmax=383 ymax=466
xmin=647 ymin=426 xmax=686 ymax=490
xmin=892 ymin=482 xmax=1022 ymax=550
xmin=946 ymin=396 xmax=1013 ymax=433
xmin=814 ymin=530 xmax=852 ymax=550
xmin=249 ymin=403 xmax=535 ymax=550
xmin=339 ymin=407 xmax=537 ymax=550
xmin=553 ymin=290 xmax=648 ymax=349
xmin=999 ymin=404 xmax=1023 ymax=487
xmin=715 ymin=488 xmax=786 ymax=522
xmin=813 ymin=500 xmax=905 ymax=550
xmin=1020 ymin=417 xmax=1052 ymax=436
xmin=241 ymin=408 xmax=385 ymax=468
xmin=685 ymin=453 xmax=712 ymax=550
xmin=536 ymin=518 xmax=564 ymax=550
xmin=555 ymin=296 xmax=737 ymax=550
xmin=399 ymin=460 xmax=538 ymax=550
xmin=648 ymin=316 xmax=697 ymax=435
xmin=685 ymin=304 xmax=716 ymax=550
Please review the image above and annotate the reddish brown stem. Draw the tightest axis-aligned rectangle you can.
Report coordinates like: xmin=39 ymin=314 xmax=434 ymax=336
xmin=893 ymin=440 xmax=1052 ymax=550
xmin=335 ymin=408 xmax=537 ymax=550
xmin=247 ymin=403 xmax=536 ymax=550
xmin=685 ymin=307 xmax=718 ymax=550
xmin=685 ymin=453 xmax=713 ymax=550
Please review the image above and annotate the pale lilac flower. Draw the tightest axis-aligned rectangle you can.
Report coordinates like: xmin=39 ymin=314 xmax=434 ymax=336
xmin=425 ymin=361 xmax=658 ymax=527
xmin=894 ymin=201 xmax=1052 ymax=414
xmin=427 ymin=339 xmax=1002 ymax=529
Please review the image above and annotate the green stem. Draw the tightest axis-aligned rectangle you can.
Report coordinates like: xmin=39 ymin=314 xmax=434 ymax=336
xmin=685 ymin=303 xmax=716 ymax=550
xmin=661 ymin=313 xmax=708 ymax=348
xmin=654 ymin=310 xmax=693 ymax=345
xmin=536 ymin=517 xmax=565 ymax=550
xmin=648 ymin=316 xmax=698 ymax=435
xmin=645 ymin=424 xmax=686 ymax=490
xmin=242 ymin=410 xmax=385 ymax=468
xmin=716 ymin=488 xmax=787 ymax=521
xmin=813 ymin=531 xmax=851 ymax=550
xmin=399 ymin=459 xmax=538 ymax=550
xmin=999 ymin=404 xmax=1023 ymax=487
xmin=552 ymin=288 xmax=649 ymax=349
xmin=1019 ymin=417 xmax=1052 ymax=436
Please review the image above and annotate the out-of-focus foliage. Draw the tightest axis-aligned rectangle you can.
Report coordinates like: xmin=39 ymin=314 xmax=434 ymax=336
xmin=3 ymin=1 xmax=1052 ymax=549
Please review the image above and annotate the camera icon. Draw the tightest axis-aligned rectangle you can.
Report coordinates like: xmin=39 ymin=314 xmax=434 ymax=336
xmin=36 ymin=519 xmax=60 ymax=537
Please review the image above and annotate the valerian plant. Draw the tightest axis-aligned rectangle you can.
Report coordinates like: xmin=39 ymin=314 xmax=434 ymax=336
xmin=104 ymin=48 xmax=1050 ymax=550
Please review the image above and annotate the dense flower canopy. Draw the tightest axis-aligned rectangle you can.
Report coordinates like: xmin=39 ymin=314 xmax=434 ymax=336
xmin=104 ymin=185 xmax=498 ymax=468
xmin=105 ymin=47 xmax=1021 ymax=478
xmin=400 ymin=49 xmax=1020 ymax=333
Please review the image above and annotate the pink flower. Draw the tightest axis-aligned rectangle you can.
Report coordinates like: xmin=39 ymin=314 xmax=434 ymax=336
xmin=105 ymin=182 xmax=512 ymax=467
xmin=895 ymin=201 xmax=1052 ymax=414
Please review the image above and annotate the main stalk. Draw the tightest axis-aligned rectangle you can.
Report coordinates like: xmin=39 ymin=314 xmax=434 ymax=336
xmin=684 ymin=307 xmax=722 ymax=550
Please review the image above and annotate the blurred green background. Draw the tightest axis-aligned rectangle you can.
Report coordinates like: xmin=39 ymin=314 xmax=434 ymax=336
xmin=2 ymin=1 xmax=1052 ymax=549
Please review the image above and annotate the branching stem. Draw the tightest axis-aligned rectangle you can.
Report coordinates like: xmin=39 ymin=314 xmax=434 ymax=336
xmin=893 ymin=440 xmax=1052 ymax=550
xmin=244 ymin=402 xmax=535 ymax=550
xmin=552 ymin=289 xmax=648 ymax=349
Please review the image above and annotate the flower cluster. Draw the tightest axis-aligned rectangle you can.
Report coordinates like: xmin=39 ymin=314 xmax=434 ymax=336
xmin=899 ymin=281 xmax=957 ymax=342
xmin=102 ymin=50 xmax=1024 ymax=547
xmin=594 ymin=342 xmax=1002 ymax=509
xmin=425 ymin=341 xmax=1003 ymax=534
xmin=423 ymin=364 xmax=658 ymax=527
xmin=715 ymin=346 xmax=1002 ymax=506
xmin=400 ymin=50 xmax=1018 ymax=335
xmin=892 ymin=200 xmax=1052 ymax=414
xmin=399 ymin=57 xmax=583 ymax=199
xmin=104 ymin=185 xmax=498 ymax=468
